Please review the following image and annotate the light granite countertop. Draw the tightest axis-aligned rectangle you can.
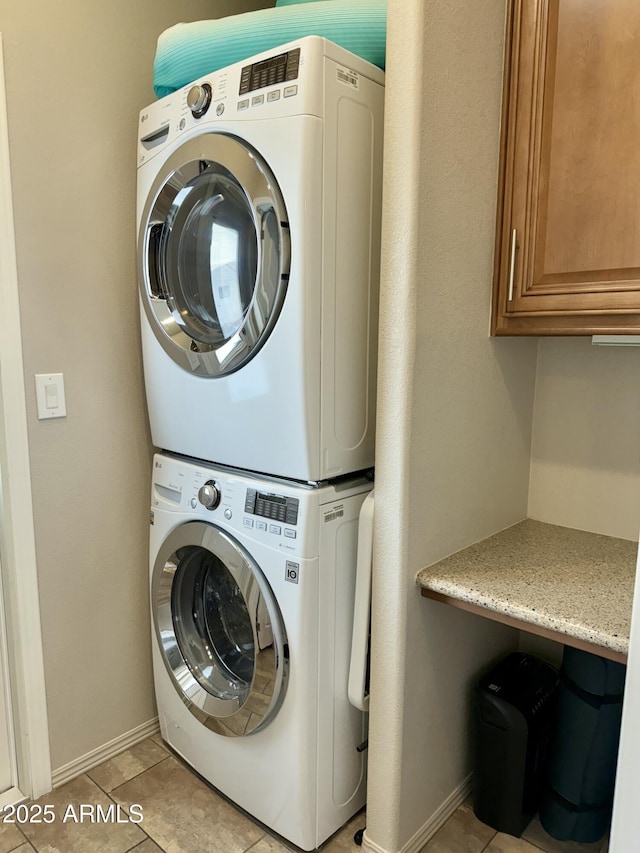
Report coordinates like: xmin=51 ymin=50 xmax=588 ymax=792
xmin=416 ymin=519 xmax=637 ymax=661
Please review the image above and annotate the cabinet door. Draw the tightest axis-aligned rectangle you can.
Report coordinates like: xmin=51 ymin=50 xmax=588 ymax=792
xmin=492 ymin=0 xmax=640 ymax=335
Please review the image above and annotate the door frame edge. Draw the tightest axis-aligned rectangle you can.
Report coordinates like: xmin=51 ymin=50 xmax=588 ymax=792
xmin=0 ymin=33 xmax=52 ymax=799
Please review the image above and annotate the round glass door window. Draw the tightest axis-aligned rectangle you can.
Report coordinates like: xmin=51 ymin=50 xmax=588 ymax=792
xmin=153 ymin=522 xmax=288 ymax=736
xmin=139 ymin=133 xmax=290 ymax=377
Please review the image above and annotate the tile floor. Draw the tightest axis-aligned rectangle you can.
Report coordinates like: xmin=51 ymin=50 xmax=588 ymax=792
xmin=0 ymin=736 xmax=610 ymax=853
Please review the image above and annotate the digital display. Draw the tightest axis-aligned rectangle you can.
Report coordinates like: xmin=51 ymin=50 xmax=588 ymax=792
xmin=239 ymin=48 xmax=301 ymax=96
xmin=258 ymin=492 xmax=286 ymax=505
xmin=244 ymin=488 xmax=299 ymax=525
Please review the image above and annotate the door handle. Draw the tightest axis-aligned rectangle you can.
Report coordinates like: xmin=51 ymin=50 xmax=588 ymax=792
xmin=508 ymin=228 xmax=518 ymax=302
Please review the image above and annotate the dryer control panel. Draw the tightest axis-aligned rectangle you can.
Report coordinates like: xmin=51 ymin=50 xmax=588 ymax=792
xmin=238 ymin=48 xmax=300 ymax=96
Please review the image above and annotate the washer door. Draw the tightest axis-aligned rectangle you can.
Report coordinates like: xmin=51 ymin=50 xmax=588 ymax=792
xmin=152 ymin=521 xmax=289 ymax=737
xmin=139 ymin=133 xmax=290 ymax=377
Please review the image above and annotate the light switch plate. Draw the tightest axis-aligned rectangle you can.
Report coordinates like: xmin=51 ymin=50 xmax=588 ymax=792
xmin=35 ymin=373 xmax=66 ymax=419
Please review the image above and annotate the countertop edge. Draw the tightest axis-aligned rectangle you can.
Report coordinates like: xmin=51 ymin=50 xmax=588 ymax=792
xmin=417 ymin=574 xmax=628 ymax=655
xmin=415 ymin=519 xmax=636 ymax=657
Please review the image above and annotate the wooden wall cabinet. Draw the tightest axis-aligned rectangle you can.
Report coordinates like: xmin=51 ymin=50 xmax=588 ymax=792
xmin=492 ymin=0 xmax=640 ymax=336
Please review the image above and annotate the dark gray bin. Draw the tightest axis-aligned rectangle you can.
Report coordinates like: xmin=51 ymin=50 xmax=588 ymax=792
xmin=539 ymin=646 xmax=626 ymax=844
xmin=473 ymin=653 xmax=559 ymax=837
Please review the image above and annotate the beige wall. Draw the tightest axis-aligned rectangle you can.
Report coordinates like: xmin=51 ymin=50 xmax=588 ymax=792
xmin=365 ymin=1 xmax=538 ymax=850
xmin=0 ymin=0 xmax=266 ymax=773
xmin=528 ymin=338 xmax=640 ymax=542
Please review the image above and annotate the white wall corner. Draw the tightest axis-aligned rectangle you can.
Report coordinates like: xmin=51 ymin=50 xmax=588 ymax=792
xmin=52 ymin=718 xmax=160 ymax=789
xmin=362 ymin=775 xmax=472 ymax=853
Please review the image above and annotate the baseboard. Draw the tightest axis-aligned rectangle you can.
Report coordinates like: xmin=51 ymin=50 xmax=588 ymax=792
xmin=362 ymin=774 xmax=472 ymax=853
xmin=52 ymin=718 xmax=160 ymax=789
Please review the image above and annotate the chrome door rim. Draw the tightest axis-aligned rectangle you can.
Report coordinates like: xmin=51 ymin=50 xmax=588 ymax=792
xmin=152 ymin=521 xmax=288 ymax=736
xmin=138 ymin=133 xmax=290 ymax=377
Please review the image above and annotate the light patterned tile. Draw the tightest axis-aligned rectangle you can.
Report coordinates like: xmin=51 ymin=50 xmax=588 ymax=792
xmin=88 ymin=738 xmax=168 ymax=792
xmin=522 ymin=816 xmax=607 ymax=853
xmin=111 ymin=756 xmax=263 ymax=853
xmin=128 ymin=839 xmax=164 ymax=852
xmin=484 ymin=833 xmax=543 ymax=852
xmin=213 ymin=707 xmax=253 ymax=737
xmin=420 ymin=804 xmax=496 ymax=852
xmin=18 ymin=774 xmax=145 ymax=853
xmin=321 ymin=812 xmax=366 ymax=851
xmin=149 ymin=732 xmax=165 ymax=750
xmin=9 ymin=844 xmax=35 ymax=853
xmin=0 ymin=818 xmax=26 ymax=853
xmin=246 ymin=835 xmax=292 ymax=852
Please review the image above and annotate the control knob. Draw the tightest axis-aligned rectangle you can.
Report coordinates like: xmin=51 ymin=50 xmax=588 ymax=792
xmin=198 ymin=480 xmax=221 ymax=510
xmin=187 ymin=83 xmax=212 ymax=118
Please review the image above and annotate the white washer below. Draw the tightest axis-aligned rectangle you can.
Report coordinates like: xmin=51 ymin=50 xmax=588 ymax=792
xmin=149 ymin=453 xmax=371 ymax=851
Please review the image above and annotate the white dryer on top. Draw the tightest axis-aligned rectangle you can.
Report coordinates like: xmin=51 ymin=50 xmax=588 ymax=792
xmin=137 ymin=36 xmax=384 ymax=483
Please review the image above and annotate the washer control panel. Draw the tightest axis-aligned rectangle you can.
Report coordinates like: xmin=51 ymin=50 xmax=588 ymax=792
xmin=241 ymin=489 xmax=300 ymax=542
xmin=244 ymin=489 xmax=299 ymax=526
xmin=152 ymin=455 xmax=306 ymax=552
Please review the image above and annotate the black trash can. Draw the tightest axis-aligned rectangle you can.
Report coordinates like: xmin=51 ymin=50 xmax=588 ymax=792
xmin=539 ymin=646 xmax=626 ymax=844
xmin=473 ymin=652 xmax=559 ymax=837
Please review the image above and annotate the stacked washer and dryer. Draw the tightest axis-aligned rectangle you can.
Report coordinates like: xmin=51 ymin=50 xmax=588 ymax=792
xmin=136 ymin=36 xmax=384 ymax=851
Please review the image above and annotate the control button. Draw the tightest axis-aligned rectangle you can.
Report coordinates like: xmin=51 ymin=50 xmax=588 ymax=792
xmin=243 ymin=518 xmax=254 ymax=528
xmin=284 ymin=529 xmax=297 ymax=539
xmin=216 ymin=103 xmax=225 ymax=116
xmin=269 ymin=524 xmax=281 ymax=535
xmin=284 ymin=85 xmax=298 ymax=98
xmin=198 ymin=480 xmax=221 ymax=510
xmin=190 ymin=497 xmax=198 ymax=509
xmin=267 ymin=90 xmax=281 ymax=102
xmin=179 ymin=118 xmax=186 ymax=131
xmin=187 ymin=83 xmax=212 ymax=118
xmin=256 ymin=521 xmax=268 ymax=531
xmin=238 ymin=99 xmax=249 ymax=111
xmin=285 ymin=51 xmax=300 ymax=81
xmin=252 ymin=94 xmax=265 ymax=106
xmin=224 ymin=508 xmax=232 ymax=520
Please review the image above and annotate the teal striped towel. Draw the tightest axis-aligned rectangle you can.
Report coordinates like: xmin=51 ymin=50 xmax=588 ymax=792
xmin=153 ymin=0 xmax=386 ymax=98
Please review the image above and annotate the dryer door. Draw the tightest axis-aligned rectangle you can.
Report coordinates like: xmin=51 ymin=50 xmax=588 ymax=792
xmin=152 ymin=520 xmax=288 ymax=736
xmin=139 ymin=133 xmax=290 ymax=377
